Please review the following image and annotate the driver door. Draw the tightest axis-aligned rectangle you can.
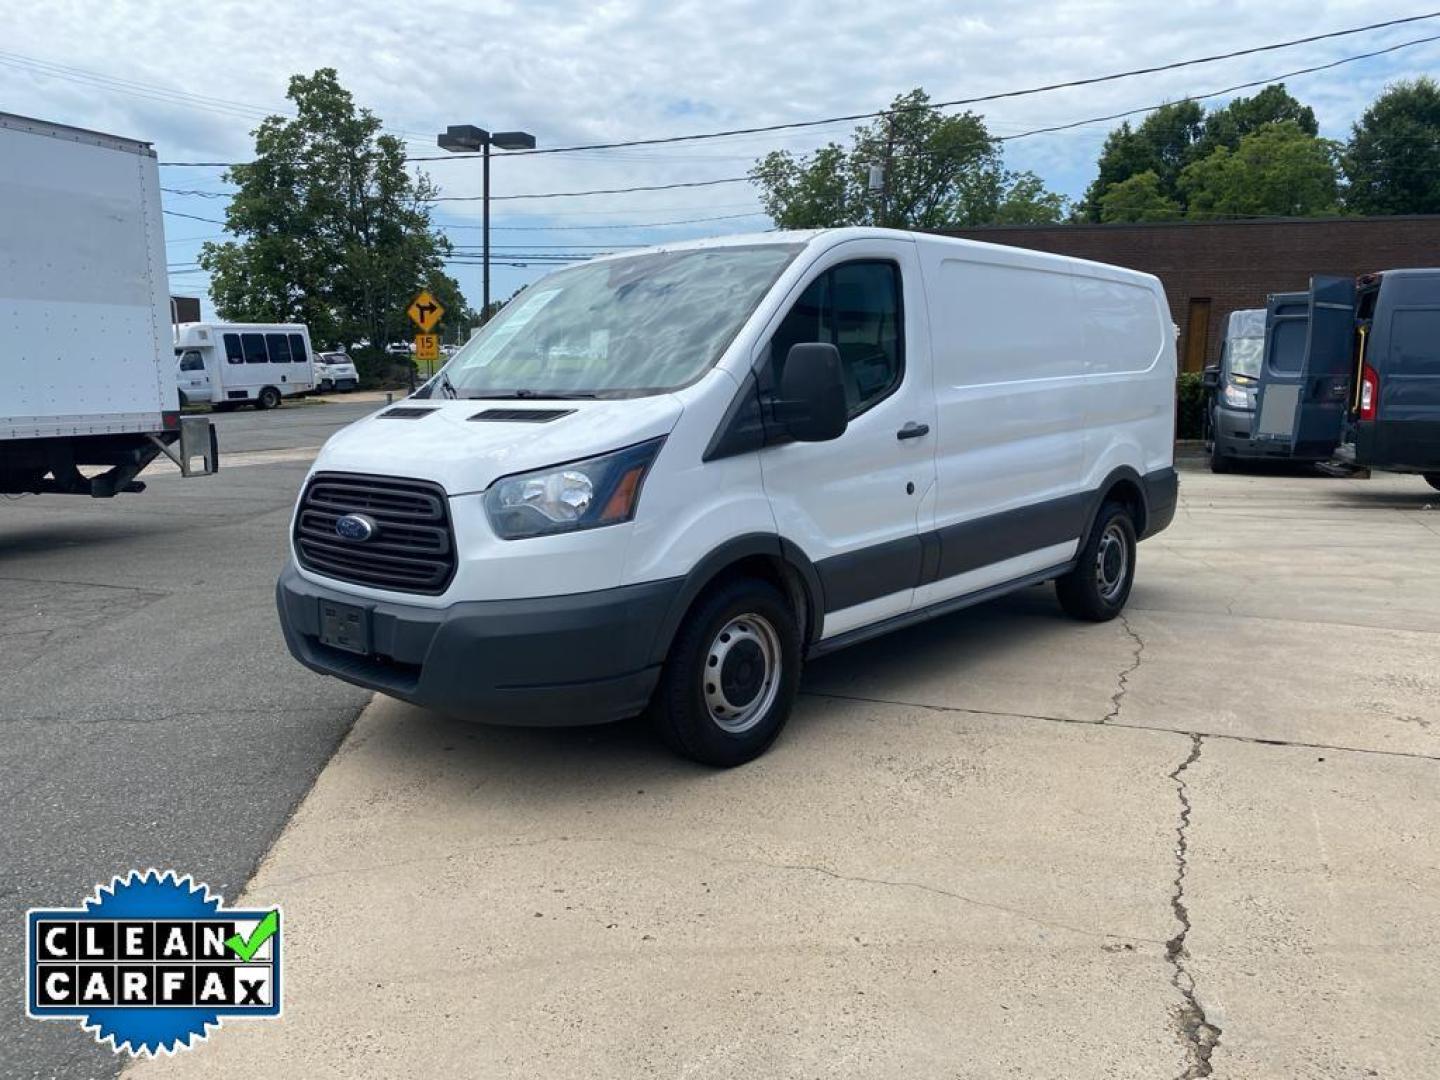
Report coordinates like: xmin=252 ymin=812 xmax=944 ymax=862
xmin=755 ymin=239 xmax=937 ymax=640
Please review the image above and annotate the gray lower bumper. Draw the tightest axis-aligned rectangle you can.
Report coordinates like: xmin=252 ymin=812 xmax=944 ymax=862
xmin=276 ymin=563 xmax=679 ymax=726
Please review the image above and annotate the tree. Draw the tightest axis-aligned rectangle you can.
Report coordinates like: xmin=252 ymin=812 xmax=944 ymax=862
xmin=200 ymin=69 xmax=467 ymax=350
xmin=750 ymin=88 xmax=1066 ymax=229
xmin=1343 ymin=77 xmax=1440 ymax=216
xmin=1178 ymin=121 xmax=1340 ymax=219
xmin=1195 ymin=83 xmax=1317 ymax=159
xmin=1079 ymin=101 xmax=1205 ymax=220
xmin=1098 ymin=171 xmax=1181 ymax=223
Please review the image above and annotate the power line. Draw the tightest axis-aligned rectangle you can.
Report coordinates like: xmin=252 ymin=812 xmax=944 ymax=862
xmin=154 ymin=12 xmax=1440 ymax=168
xmin=163 ymin=209 xmax=227 ymax=225
xmin=481 ymin=211 xmax=768 ymax=231
xmin=399 ymin=11 xmax=1440 ymax=162
xmin=0 ymin=48 xmax=433 ymax=148
xmin=430 ymin=176 xmax=750 ymax=202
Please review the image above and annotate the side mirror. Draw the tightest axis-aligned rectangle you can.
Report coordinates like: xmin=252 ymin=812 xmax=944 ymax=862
xmin=777 ymin=343 xmax=848 ymax=442
xmin=1201 ymin=365 xmax=1221 ymax=390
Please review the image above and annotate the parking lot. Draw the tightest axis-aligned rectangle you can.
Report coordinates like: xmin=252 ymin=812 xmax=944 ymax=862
xmin=4 ymin=404 xmax=1439 ymax=1079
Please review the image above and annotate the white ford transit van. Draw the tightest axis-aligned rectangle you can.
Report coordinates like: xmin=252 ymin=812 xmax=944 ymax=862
xmin=278 ymin=228 xmax=1177 ymax=765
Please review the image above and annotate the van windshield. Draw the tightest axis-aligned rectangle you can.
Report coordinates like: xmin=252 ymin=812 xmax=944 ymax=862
xmin=439 ymin=244 xmax=801 ymax=398
xmin=1227 ymin=336 xmax=1264 ymax=379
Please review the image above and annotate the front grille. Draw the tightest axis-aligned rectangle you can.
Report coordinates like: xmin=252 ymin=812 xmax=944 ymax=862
xmin=295 ymin=472 xmax=456 ymax=595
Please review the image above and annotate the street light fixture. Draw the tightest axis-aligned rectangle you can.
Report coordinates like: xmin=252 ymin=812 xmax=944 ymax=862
xmin=438 ymin=124 xmax=537 ymax=320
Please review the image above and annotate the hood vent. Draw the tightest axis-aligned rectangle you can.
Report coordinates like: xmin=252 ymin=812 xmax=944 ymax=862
xmin=469 ymin=408 xmax=575 ymax=423
xmin=378 ymin=407 xmax=438 ymax=419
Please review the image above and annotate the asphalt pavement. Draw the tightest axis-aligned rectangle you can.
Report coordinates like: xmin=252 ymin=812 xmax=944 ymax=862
xmin=127 ymin=467 xmax=1440 ymax=1080
xmin=0 ymin=400 xmax=374 ymax=1080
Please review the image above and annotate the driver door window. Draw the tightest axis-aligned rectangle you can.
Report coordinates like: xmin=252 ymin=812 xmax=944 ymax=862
xmin=771 ymin=261 xmax=903 ymax=416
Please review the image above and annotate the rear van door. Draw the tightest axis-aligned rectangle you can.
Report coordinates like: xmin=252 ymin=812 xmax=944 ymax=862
xmin=1254 ymin=276 xmax=1355 ymax=458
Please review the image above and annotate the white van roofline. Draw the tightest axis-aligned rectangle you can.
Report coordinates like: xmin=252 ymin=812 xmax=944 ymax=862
xmin=582 ymin=226 xmax=1160 ymax=289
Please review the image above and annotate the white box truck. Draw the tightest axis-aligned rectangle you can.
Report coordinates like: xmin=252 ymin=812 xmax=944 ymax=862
xmin=1 ymin=111 xmax=216 ymax=497
xmin=174 ymin=321 xmax=317 ymax=409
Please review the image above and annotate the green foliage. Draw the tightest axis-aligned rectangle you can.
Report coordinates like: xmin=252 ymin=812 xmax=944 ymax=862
xmin=1175 ymin=372 xmax=1207 ymax=440
xmin=1080 ymin=101 xmax=1204 ymax=220
xmin=1194 ymin=84 xmax=1317 ymax=159
xmin=750 ymin=89 xmax=1067 ymax=229
xmin=1178 ymin=121 xmax=1340 ymax=219
xmin=1343 ymin=77 xmax=1440 ymax=216
xmin=199 ymin=69 xmax=470 ymax=350
xmin=1098 ymin=171 xmax=1181 ymax=223
xmin=1081 ymin=85 xmax=1332 ymax=221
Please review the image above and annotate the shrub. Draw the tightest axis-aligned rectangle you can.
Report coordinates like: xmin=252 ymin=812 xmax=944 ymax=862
xmin=1175 ymin=371 xmax=1207 ymax=440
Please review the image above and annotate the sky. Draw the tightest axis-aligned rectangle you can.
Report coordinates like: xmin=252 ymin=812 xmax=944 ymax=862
xmin=4 ymin=1 xmax=1438 ymax=333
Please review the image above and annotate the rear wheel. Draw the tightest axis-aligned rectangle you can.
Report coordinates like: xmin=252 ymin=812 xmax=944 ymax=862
xmin=1424 ymin=473 xmax=1440 ymax=493
xmin=649 ymin=577 xmax=801 ymax=767
xmin=256 ymin=386 xmax=282 ymax=410
xmin=1056 ymin=502 xmax=1137 ymax=622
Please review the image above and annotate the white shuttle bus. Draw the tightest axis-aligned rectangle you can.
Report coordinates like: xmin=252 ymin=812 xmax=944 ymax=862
xmin=278 ymin=228 xmax=1177 ymax=765
xmin=175 ymin=322 xmax=316 ymax=409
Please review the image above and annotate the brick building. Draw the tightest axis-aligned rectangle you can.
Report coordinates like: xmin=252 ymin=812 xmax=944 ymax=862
xmin=945 ymin=216 xmax=1440 ymax=372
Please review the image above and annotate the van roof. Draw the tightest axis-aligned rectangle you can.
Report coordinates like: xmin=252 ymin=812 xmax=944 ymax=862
xmin=585 ymin=226 xmax=1160 ymax=288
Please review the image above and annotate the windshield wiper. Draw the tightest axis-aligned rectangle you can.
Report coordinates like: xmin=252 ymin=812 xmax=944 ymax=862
xmin=469 ymin=389 xmax=598 ymax=400
xmin=438 ymin=371 xmax=459 ymax=400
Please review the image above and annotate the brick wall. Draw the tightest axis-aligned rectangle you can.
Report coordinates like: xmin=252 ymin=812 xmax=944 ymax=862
xmin=943 ymin=216 xmax=1440 ymax=372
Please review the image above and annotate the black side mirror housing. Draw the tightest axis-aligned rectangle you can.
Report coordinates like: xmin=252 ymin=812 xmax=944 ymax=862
xmin=777 ymin=343 xmax=848 ymax=442
xmin=1201 ymin=365 xmax=1221 ymax=390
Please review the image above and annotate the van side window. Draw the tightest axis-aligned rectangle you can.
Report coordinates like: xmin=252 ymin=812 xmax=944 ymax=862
xmin=1390 ymin=308 xmax=1440 ymax=376
xmin=288 ymin=333 xmax=309 ymax=364
xmin=241 ymin=333 xmax=268 ymax=364
xmin=179 ymin=349 xmax=204 ymax=372
xmin=266 ymin=333 xmax=293 ymax=365
xmin=224 ymin=334 xmax=244 ymax=365
xmin=770 ymin=261 xmax=902 ymax=416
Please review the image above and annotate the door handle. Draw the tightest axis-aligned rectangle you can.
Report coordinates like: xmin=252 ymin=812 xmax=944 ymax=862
xmin=896 ymin=422 xmax=930 ymax=441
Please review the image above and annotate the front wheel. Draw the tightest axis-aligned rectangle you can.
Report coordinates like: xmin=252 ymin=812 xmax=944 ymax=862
xmin=1424 ymin=473 xmax=1440 ymax=493
xmin=649 ymin=577 xmax=801 ymax=767
xmin=1056 ymin=503 xmax=1137 ymax=622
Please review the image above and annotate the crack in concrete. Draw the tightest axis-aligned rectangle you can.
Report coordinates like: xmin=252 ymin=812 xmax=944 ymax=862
xmin=1166 ymin=734 xmax=1220 ymax=1080
xmin=1103 ymin=613 xmax=1145 ymax=723
xmin=802 ymin=690 xmax=1440 ymax=763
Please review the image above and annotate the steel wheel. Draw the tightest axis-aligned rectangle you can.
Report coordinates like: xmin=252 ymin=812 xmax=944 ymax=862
xmin=1095 ymin=521 xmax=1130 ymax=603
xmin=702 ymin=613 xmax=782 ymax=734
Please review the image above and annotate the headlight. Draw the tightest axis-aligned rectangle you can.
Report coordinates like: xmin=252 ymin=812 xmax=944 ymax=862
xmin=1222 ymin=383 xmax=1253 ymax=410
xmin=484 ymin=437 xmax=665 ymax=540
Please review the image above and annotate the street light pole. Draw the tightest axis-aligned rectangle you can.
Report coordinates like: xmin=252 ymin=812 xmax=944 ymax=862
xmin=438 ymin=124 xmax=536 ymax=325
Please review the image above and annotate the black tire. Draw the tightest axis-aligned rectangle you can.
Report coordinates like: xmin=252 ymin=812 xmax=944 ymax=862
xmin=1056 ymin=502 xmax=1138 ymax=622
xmin=256 ymin=386 xmax=282 ymax=410
xmin=1424 ymin=473 xmax=1440 ymax=493
xmin=649 ymin=577 xmax=802 ymax=767
xmin=1209 ymin=439 xmax=1231 ymax=474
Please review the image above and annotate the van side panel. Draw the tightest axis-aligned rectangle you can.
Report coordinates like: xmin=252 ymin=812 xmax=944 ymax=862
xmin=1075 ymin=274 xmax=1175 ymax=490
xmin=916 ymin=250 xmax=1085 ymax=608
xmin=1359 ymin=270 xmax=1440 ymax=471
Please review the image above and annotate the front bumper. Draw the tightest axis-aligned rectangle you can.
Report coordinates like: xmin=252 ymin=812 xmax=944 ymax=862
xmin=277 ymin=563 xmax=679 ymax=726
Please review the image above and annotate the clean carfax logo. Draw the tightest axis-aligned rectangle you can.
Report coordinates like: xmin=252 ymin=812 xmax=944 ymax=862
xmin=26 ymin=869 xmax=282 ymax=1056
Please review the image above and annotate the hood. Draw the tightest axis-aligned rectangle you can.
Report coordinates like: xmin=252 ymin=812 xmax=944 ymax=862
xmin=312 ymin=395 xmax=684 ymax=496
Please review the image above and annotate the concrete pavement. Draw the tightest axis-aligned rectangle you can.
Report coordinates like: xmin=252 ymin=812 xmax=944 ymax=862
xmin=127 ymin=467 xmax=1440 ymax=1079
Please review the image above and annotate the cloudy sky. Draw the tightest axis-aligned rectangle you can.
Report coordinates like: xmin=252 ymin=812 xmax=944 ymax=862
xmin=4 ymin=1 xmax=1437 ymax=328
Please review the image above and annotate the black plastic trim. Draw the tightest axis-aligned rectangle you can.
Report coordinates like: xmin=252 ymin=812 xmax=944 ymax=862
xmin=817 ymin=534 xmax=924 ymax=612
xmin=809 ymin=562 xmax=1074 ymax=659
xmin=702 ymin=371 xmax=767 ymax=462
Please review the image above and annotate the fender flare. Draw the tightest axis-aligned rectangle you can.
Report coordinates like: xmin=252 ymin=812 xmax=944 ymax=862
xmin=1079 ymin=465 xmax=1150 ymax=547
xmin=646 ymin=533 xmax=826 ymax=666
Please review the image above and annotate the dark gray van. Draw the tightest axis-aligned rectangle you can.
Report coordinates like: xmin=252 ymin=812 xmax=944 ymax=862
xmin=1251 ymin=270 xmax=1440 ymax=490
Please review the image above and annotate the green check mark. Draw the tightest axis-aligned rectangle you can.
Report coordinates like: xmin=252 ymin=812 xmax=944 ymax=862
xmin=225 ymin=910 xmax=278 ymax=961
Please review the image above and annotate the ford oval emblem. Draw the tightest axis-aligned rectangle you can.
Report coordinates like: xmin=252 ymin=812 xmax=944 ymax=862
xmin=334 ymin=513 xmax=378 ymax=542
